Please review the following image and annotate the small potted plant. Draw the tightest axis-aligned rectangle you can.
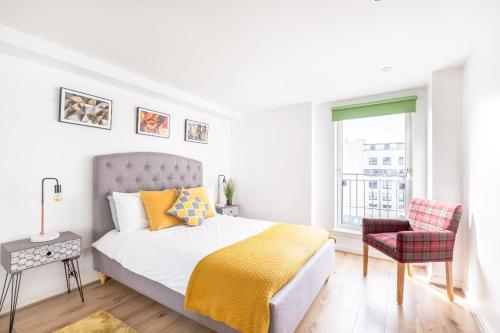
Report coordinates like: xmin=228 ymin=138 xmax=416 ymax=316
xmin=224 ymin=178 xmax=236 ymax=205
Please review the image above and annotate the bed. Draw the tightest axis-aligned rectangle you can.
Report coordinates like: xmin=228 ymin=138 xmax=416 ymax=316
xmin=92 ymin=152 xmax=334 ymax=333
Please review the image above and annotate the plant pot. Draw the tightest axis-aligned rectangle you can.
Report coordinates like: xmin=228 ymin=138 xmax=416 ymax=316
xmin=226 ymin=199 xmax=232 ymax=206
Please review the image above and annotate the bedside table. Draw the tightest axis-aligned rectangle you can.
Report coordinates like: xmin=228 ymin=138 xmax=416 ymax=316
xmin=0 ymin=231 xmax=84 ymax=333
xmin=216 ymin=205 xmax=239 ymax=217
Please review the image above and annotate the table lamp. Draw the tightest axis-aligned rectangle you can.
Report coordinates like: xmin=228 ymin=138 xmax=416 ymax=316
xmin=31 ymin=177 xmax=62 ymax=242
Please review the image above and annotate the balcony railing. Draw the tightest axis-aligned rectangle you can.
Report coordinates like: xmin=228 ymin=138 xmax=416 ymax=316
xmin=339 ymin=173 xmax=407 ymax=229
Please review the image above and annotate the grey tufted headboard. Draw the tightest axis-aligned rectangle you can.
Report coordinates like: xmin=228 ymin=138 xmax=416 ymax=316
xmin=93 ymin=152 xmax=203 ymax=241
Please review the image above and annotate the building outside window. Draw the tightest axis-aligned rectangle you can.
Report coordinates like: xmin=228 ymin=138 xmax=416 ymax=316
xmin=383 ymin=157 xmax=392 ymax=165
xmin=399 ymin=156 xmax=404 ymax=165
xmin=383 ymin=193 xmax=392 ymax=201
xmin=369 ymin=181 xmax=378 ymax=189
xmin=369 ymin=157 xmax=377 ymax=165
xmin=369 ymin=192 xmax=378 ymax=200
xmin=382 ymin=181 xmax=392 ymax=189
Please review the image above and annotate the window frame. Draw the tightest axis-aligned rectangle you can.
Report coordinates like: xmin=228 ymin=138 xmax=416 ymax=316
xmin=335 ymin=113 xmax=413 ymax=232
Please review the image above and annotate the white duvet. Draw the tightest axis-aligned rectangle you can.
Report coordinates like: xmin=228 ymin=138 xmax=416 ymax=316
xmin=92 ymin=215 xmax=273 ymax=295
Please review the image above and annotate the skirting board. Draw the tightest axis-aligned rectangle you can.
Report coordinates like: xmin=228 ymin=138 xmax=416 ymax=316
xmin=462 ymin=285 xmax=494 ymax=333
xmin=429 ymin=275 xmax=463 ymax=289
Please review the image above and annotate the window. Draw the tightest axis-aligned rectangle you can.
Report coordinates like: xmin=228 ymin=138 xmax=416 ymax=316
xmin=337 ymin=112 xmax=412 ymax=231
xmin=399 ymin=157 xmax=404 ymax=165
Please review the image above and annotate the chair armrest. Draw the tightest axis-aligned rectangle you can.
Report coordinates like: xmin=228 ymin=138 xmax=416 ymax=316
xmin=396 ymin=230 xmax=456 ymax=263
xmin=362 ymin=218 xmax=410 ymax=241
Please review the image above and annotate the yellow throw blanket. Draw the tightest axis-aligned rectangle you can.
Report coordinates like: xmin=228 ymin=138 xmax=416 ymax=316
xmin=185 ymin=223 xmax=330 ymax=333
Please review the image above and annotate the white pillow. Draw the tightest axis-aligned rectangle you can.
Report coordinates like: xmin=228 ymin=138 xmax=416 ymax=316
xmin=107 ymin=195 xmax=120 ymax=231
xmin=112 ymin=192 xmax=149 ymax=232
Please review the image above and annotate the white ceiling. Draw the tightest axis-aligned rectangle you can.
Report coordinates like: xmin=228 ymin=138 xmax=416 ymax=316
xmin=0 ymin=0 xmax=496 ymax=113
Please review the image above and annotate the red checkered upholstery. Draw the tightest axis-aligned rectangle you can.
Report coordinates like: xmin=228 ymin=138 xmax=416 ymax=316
xmin=365 ymin=232 xmax=397 ymax=258
xmin=362 ymin=198 xmax=463 ymax=263
xmin=408 ymin=198 xmax=462 ymax=233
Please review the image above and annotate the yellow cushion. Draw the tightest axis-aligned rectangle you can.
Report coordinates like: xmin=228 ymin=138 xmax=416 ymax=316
xmin=184 ymin=186 xmax=215 ymax=218
xmin=167 ymin=189 xmax=209 ymax=226
xmin=140 ymin=189 xmax=181 ymax=231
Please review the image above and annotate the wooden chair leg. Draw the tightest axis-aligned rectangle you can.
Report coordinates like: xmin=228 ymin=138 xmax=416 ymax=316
xmin=363 ymin=243 xmax=368 ymax=276
xmin=407 ymin=263 xmax=413 ymax=277
xmin=445 ymin=261 xmax=454 ymax=301
xmin=98 ymin=272 xmax=109 ymax=285
xmin=397 ymin=262 xmax=405 ymax=305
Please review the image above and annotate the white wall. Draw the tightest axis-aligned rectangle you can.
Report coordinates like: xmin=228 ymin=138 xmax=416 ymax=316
xmin=311 ymin=102 xmax=335 ymax=231
xmin=0 ymin=53 xmax=231 ymax=313
xmin=231 ymin=102 xmax=312 ymax=225
xmin=427 ymin=66 xmax=465 ymax=286
xmin=461 ymin=32 xmax=500 ymax=332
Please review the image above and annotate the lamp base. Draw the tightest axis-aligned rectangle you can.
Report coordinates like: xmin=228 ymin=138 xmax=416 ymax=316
xmin=30 ymin=232 xmax=60 ymax=243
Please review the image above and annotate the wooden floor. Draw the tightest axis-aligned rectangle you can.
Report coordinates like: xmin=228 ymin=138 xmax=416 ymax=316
xmin=0 ymin=252 xmax=479 ymax=333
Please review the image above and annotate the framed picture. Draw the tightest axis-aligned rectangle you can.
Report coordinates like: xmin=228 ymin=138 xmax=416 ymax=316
xmin=185 ymin=119 xmax=209 ymax=144
xmin=136 ymin=107 xmax=171 ymax=138
xmin=59 ymin=88 xmax=112 ymax=130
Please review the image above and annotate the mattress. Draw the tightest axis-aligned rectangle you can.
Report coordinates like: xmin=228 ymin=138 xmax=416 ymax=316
xmin=92 ymin=215 xmax=274 ymax=295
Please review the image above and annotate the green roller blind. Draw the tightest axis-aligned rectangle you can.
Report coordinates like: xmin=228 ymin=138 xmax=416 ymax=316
xmin=331 ymin=96 xmax=417 ymax=122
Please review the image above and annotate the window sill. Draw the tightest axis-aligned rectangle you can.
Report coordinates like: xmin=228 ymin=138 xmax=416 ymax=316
xmin=332 ymin=227 xmax=362 ymax=237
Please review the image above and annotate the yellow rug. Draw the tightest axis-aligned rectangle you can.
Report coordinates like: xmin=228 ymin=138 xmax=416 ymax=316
xmin=55 ymin=311 xmax=137 ymax=333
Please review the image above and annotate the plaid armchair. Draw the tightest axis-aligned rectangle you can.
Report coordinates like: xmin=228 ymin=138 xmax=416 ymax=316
xmin=362 ymin=198 xmax=463 ymax=304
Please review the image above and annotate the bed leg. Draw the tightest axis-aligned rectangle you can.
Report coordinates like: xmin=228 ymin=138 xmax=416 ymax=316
xmin=98 ymin=272 xmax=109 ymax=285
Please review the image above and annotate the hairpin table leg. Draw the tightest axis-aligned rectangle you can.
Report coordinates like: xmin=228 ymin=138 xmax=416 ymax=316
xmin=0 ymin=272 xmax=23 ymax=333
xmin=63 ymin=258 xmax=84 ymax=303
xmin=0 ymin=273 xmax=11 ymax=314
xmin=63 ymin=260 xmax=71 ymax=293
xmin=9 ymin=272 xmax=22 ymax=333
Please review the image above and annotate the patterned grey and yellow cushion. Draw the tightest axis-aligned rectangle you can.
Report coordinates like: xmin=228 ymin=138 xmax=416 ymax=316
xmin=167 ymin=189 xmax=208 ymax=226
